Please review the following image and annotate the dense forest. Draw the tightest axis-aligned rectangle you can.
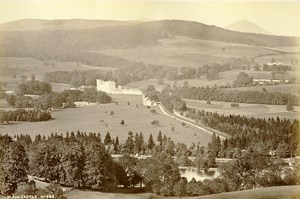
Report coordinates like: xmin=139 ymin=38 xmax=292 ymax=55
xmin=0 ymin=129 xmax=299 ymax=197
xmin=186 ymin=109 xmax=299 ymax=158
xmin=173 ymin=85 xmax=300 ymax=105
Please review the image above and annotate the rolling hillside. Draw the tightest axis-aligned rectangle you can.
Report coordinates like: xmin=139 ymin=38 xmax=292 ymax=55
xmin=0 ymin=19 xmax=298 ymax=55
xmin=0 ymin=19 xmax=140 ymax=31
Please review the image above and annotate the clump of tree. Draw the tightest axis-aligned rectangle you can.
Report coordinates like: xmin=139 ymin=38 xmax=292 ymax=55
xmin=16 ymin=80 xmax=52 ymax=95
xmin=150 ymin=109 xmax=156 ymax=114
xmin=286 ymin=101 xmax=294 ymax=111
xmin=150 ymin=120 xmax=160 ymax=126
xmin=233 ymin=72 xmax=253 ymax=87
xmin=29 ymin=133 xmax=116 ymax=190
xmin=0 ymin=109 xmax=51 ymax=123
xmin=206 ymin=69 xmax=219 ymax=81
xmin=230 ymin=103 xmax=240 ymax=108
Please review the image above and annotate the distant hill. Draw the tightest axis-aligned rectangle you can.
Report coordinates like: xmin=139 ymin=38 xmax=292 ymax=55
xmin=225 ymin=20 xmax=271 ymax=35
xmin=0 ymin=19 xmax=298 ymax=65
xmin=0 ymin=19 xmax=140 ymax=31
xmin=0 ymin=19 xmax=297 ymax=50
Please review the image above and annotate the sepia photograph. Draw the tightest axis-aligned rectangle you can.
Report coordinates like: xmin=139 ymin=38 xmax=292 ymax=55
xmin=0 ymin=0 xmax=299 ymax=198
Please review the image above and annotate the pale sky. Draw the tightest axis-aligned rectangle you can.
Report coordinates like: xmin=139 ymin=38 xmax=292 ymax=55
xmin=0 ymin=0 xmax=300 ymax=36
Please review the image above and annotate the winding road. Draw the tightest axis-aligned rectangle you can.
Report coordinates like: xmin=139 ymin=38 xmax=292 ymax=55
xmin=157 ymin=103 xmax=230 ymax=140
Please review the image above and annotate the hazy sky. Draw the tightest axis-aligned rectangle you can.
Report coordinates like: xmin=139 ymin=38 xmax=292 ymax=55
xmin=0 ymin=0 xmax=300 ymax=36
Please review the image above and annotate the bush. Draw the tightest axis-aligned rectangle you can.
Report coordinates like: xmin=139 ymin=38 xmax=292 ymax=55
xmin=150 ymin=109 xmax=156 ymax=114
xmin=150 ymin=120 xmax=159 ymax=126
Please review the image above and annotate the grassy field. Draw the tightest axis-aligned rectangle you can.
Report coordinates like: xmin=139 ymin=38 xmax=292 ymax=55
xmin=100 ymin=37 xmax=276 ymax=67
xmin=125 ymin=71 xmax=243 ymax=91
xmin=254 ymin=52 xmax=300 ymax=66
xmin=65 ymin=185 xmax=300 ymax=199
xmin=126 ymin=69 xmax=299 ymax=94
xmin=0 ymin=94 xmax=213 ymax=146
xmin=225 ymin=84 xmax=300 ymax=95
xmin=184 ymin=98 xmax=299 ymax=120
xmin=126 ymin=70 xmax=295 ymax=90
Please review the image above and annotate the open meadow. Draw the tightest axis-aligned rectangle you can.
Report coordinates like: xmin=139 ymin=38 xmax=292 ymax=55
xmin=184 ymin=98 xmax=299 ymax=120
xmin=0 ymin=94 xmax=213 ymax=146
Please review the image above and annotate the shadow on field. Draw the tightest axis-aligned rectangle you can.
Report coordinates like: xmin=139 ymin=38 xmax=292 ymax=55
xmin=0 ymin=122 xmax=22 ymax=125
xmin=79 ymin=187 xmax=146 ymax=194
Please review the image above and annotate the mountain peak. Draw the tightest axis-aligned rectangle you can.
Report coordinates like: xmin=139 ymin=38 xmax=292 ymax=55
xmin=225 ymin=20 xmax=271 ymax=35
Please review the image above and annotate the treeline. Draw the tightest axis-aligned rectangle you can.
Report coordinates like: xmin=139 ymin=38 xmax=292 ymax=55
xmin=44 ymin=57 xmax=254 ymax=87
xmin=44 ymin=70 xmax=114 ymax=87
xmin=173 ymin=86 xmax=300 ymax=105
xmin=0 ymin=108 xmax=51 ymax=123
xmin=187 ymin=109 xmax=299 ymax=158
xmin=17 ymin=80 xmax=52 ymax=95
xmin=255 ymin=64 xmax=292 ymax=73
xmin=6 ymin=88 xmax=112 ymax=110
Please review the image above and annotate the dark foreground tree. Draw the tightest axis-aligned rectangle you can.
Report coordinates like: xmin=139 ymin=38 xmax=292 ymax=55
xmin=0 ymin=142 xmax=29 ymax=195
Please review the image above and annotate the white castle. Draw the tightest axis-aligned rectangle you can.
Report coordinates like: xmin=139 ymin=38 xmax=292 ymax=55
xmin=96 ymin=79 xmax=143 ymax=95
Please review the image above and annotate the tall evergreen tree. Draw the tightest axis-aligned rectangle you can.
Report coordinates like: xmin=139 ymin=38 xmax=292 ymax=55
xmin=157 ymin=130 xmax=163 ymax=144
xmin=148 ymin=133 xmax=155 ymax=150
xmin=104 ymin=131 xmax=112 ymax=145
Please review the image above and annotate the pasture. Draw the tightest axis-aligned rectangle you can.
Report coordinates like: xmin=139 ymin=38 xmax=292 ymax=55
xmin=0 ymin=94 xmax=213 ymax=146
xmin=100 ymin=37 xmax=275 ymax=67
xmin=184 ymin=98 xmax=299 ymax=120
